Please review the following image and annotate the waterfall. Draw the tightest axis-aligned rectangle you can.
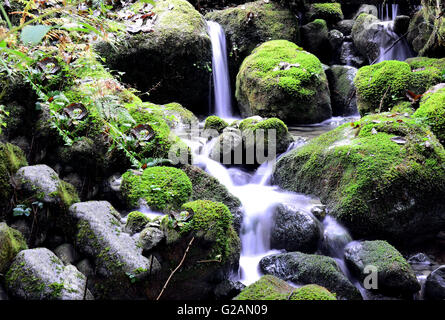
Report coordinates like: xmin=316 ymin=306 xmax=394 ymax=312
xmin=376 ymin=3 xmax=413 ymax=63
xmin=207 ymin=21 xmax=233 ymax=119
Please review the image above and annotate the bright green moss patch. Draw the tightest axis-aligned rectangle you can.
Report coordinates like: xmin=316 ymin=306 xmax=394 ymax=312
xmin=414 ymin=87 xmax=445 ymax=143
xmin=290 ymin=284 xmax=336 ymax=300
xmin=234 ymin=275 xmax=293 ymax=300
xmin=307 ymin=3 xmax=344 ymax=24
xmin=406 ymin=57 xmax=445 ymax=94
xmin=121 ymin=166 xmax=192 ymax=212
xmin=181 ymin=200 xmax=234 ymax=261
xmin=354 ymin=60 xmax=413 ymax=116
xmin=125 ymin=211 xmax=150 ymax=234
xmin=204 ymin=116 xmax=229 ymax=133
xmin=0 ymin=223 xmax=28 ymax=273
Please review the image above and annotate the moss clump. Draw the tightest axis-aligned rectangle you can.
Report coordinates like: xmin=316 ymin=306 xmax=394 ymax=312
xmin=125 ymin=211 xmax=150 ymax=234
xmin=406 ymin=57 xmax=445 ymax=94
xmin=413 ymin=87 xmax=445 ymax=143
xmin=273 ymin=112 xmax=445 ymax=241
xmin=290 ymin=284 xmax=337 ymax=300
xmin=141 ymin=102 xmax=198 ymax=130
xmin=204 ymin=116 xmax=229 ymax=133
xmin=56 ymin=180 xmax=80 ymax=208
xmin=0 ymin=223 xmax=28 ymax=273
xmin=354 ymin=60 xmax=413 ymax=116
xmin=121 ymin=166 xmax=192 ymax=212
xmin=236 ymin=40 xmax=332 ymax=124
xmin=181 ymin=200 xmax=235 ymax=261
xmin=234 ymin=275 xmax=293 ymax=300
xmin=307 ymin=3 xmax=344 ymax=24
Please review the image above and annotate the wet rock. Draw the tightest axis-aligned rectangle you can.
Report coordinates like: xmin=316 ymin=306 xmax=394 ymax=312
xmin=139 ymin=226 xmax=165 ymax=252
xmin=301 ymin=19 xmax=331 ymax=64
xmin=213 ymin=279 xmax=246 ymax=300
xmin=234 ymin=275 xmax=294 ymax=300
xmin=407 ymin=11 xmax=433 ymax=54
xmin=270 ymin=204 xmax=321 ymax=253
xmin=124 ymin=211 xmax=150 ymax=235
xmin=76 ymin=259 xmax=94 ymax=278
xmin=260 ymin=252 xmax=361 ymax=300
xmin=335 ymin=19 xmax=355 ymax=36
xmin=351 ymin=13 xmax=382 ymax=63
xmin=0 ymin=285 xmax=8 ymax=300
xmin=339 ymin=41 xmax=366 ymax=67
xmin=425 ymin=266 xmax=445 ymax=300
xmin=353 ymin=4 xmax=378 ymax=19
xmin=328 ymin=29 xmax=345 ymax=52
xmin=53 ymin=243 xmax=79 ymax=266
xmin=210 ymin=130 xmax=243 ymax=164
xmin=305 ymin=2 xmax=344 ymax=25
xmin=394 ymin=15 xmax=410 ymax=35
xmin=5 ymin=248 xmax=90 ymax=300
xmin=344 ymin=241 xmax=420 ymax=296
xmin=0 ymin=222 xmax=28 ymax=273
xmin=325 ymin=65 xmax=358 ymax=116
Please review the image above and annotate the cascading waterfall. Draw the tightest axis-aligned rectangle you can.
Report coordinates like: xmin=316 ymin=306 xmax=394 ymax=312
xmin=207 ymin=21 xmax=233 ymax=119
xmin=376 ymin=3 xmax=413 ymax=62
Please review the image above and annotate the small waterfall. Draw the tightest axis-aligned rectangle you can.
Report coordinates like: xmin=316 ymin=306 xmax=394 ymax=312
xmin=376 ymin=3 xmax=413 ymax=63
xmin=207 ymin=21 xmax=233 ymax=119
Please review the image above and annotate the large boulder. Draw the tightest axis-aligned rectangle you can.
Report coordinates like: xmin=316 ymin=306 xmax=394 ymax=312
xmin=407 ymin=10 xmax=434 ymax=54
xmin=305 ymin=2 xmax=344 ymax=25
xmin=300 ymin=19 xmax=331 ymax=64
xmin=425 ymin=266 xmax=445 ymax=300
xmin=5 ymin=248 xmax=90 ymax=300
xmin=236 ymin=40 xmax=332 ymax=125
xmin=259 ymin=252 xmax=361 ymax=300
xmin=68 ymin=201 xmax=160 ymax=298
xmin=407 ymin=57 xmax=445 ymax=95
xmin=120 ymin=166 xmax=193 ymax=212
xmin=270 ymin=204 xmax=321 ymax=253
xmin=95 ymin=0 xmax=212 ymax=113
xmin=351 ymin=13 xmax=384 ymax=63
xmin=326 ymin=65 xmax=358 ymax=116
xmin=273 ymin=113 xmax=445 ymax=242
xmin=344 ymin=240 xmax=420 ymax=297
xmin=0 ymin=223 xmax=27 ymax=273
xmin=205 ymin=0 xmax=299 ymax=83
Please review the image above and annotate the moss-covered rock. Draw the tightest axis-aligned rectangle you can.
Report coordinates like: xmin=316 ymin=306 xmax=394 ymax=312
xmin=125 ymin=211 xmax=150 ymax=235
xmin=300 ymin=19 xmax=331 ymax=64
xmin=0 ymin=222 xmax=27 ymax=273
xmin=413 ymin=85 xmax=445 ymax=143
xmin=273 ymin=113 xmax=445 ymax=242
xmin=351 ymin=13 xmax=382 ymax=64
xmin=204 ymin=115 xmax=229 ymax=133
xmin=326 ymin=65 xmax=358 ymax=116
xmin=236 ymin=40 xmax=332 ymax=125
xmin=121 ymin=166 xmax=192 ymax=212
xmin=290 ymin=284 xmax=337 ymax=300
xmin=150 ymin=200 xmax=240 ymax=300
xmin=95 ymin=0 xmax=212 ymax=113
xmin=406 ymin=57 xmax=445 ymax=95
xmin=407 ymin=10 xmax=434 ymax=55
xmin=205 ymin=1 xmax=299 ymax=84
xmin=306 ymin=3 xmax=344 ymax=25
xmin=345 ymin=240 xmax=420 ymax=296
xmin=354 ymin=60 xmax=412 ymax=116
xmin=141 ymin=102 xmax=199 ymax=132
xmin=0 ymin=142 xmax=27 ymax=218
xmin=234 ymin=275 xmax=294 ymax=300
xmin=260 ymin=252 xmax=361 ymax=300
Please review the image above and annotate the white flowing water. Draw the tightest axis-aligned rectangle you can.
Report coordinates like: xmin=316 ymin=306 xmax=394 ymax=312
xmin=207 ymin=21 xmax=233 ymax=119
xmin=376 ymin=3 xmax=413 ymax=62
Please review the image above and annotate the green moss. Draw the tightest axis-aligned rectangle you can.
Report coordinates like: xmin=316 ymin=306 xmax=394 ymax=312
xmin=391 ymin=102 xmax=415 ymax=114
xmin=181 ymin=200 xmax=234 ymax=261
xmin=125 ymin=211 xmax=150 ymax=234
xmin=358 ymin=240 xmax=411 ymax=273
xmin=204 ymin=116 xmax=228 ymax=133
xmin=290 ymin=284 xmax=336 ymax=300
xmin=413 ymin=87 xmax=445 ymax=143
xmin=308 ymin=3 xmax=344 ymax=24
xmin=56 ymin=180 xmax=80 ymax=208
xmin=354 ymin=60 xmax=413 ymax=116
xmin=406 ymin=57 xmax=445 ymax=94
xmin=121 ymin=166 xmax=192 ymax=212
xmin=0 ymin=223 xmax=28 ymax=273
xmin=234 ymin=275 xmax=293 ymax=300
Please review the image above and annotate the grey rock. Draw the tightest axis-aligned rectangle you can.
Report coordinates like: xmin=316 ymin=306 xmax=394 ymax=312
xmin=214 ymin=279 xmax=246 ymax=300
xmin=353 ymin=4 xmax=378 ymax=19
xmin=301 ymin=19 xmax=330 ymax=63
xmin=335 ymin=20 xmax=355 ymax=36
xmin=210 ymin=130 xmax=243 ymax=164
xmin=425 ymin=266 xmax=445 ymax=300
xmin=326 ymin=65 xmax=358 ymax=116
xmin=76 ymin=259 xmax=95 ymax=278
xmin=0 ymin=285 xmax=8 ymax=300
xmin=15 ymin=165 xmax=60 ymax=203
xmin=53 ymin=243 xmax=79 ymax=265
xmin=270 ymin=204 xmax=321 ymax=253
xmin=339 ymin=41 xmax=366 ymax=67
xmin=6 ymin=248 xmax=90 ymax=300
xmin=139 ymin=227 xmax=165 ymax=252
xmin=329 ymin=29 xmax=345 ymax=51
xmin=394 ymin=15 xmax=410 ymax=35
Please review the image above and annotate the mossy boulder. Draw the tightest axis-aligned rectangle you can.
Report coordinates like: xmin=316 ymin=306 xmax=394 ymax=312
xmin=300 ymin=19 xmax=331 ymax=64
xmin=344 ymin=240 xmax=420 ymax=296
xmin=326 ymin=65 xmax=358 ymax=116
xmin=205 ymin=0 xmax=300 ymax=83
xmin=0 ymin=222 xmax=27 ymax=273
xmin=236 ymin=40 xmax=332 ymax=125
xmin=121 ymin=166 xmax=192 ymax=212
xmin=234 ymin=275 xmax=294 ymax=300
xmin=406 ymin=57 xmax=445 ymax=95
xmin=95 ymin=0 xmax=212 ymax=113
xmin=5 ymin=248 xmax=90 ymax=300
xmin=150 ymin=200 xmax=240 ymax=299
xmin=351 ymin=13 xmax=382 ymax=64
xmin=204 ymin=115 xmax=229 ymax=134
xmin=273 ymin=113 xmax=445 ymax=242
xmin=354 ymin=60 xmax=412 ymax=116
xmin=407 ymin=10 xmax=434 ymax=55
xmin=306 ymin=3 xmax=344 ymax=25
xmin=260 ymin=252 xmax=361 ymax=300
xmin=125 ymin=211 xmax=150 ymax=235
xmin=182 ymin=164 xmax=243 ymax=232
xmin=413 ymin=85 xmax=445 ymax=143
xmin=141 ymin=102 xmax=199 ymax=132
xmin=290 ymin=284 xmax=337 ymax=300
xmin=0 ymin=142 xmax=27 ymax=218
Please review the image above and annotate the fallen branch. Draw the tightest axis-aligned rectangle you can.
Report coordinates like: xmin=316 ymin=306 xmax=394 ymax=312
xmin=156 ymin=236 xmax=195 ymax=301
xmin=379 ymin=85 xmax=391 ymax=113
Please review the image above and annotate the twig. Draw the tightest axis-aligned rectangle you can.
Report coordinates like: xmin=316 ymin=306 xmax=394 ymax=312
xmin=287 ymin=289 xmax=295 ymax=300
xmin=379 ymin=85 xmax=391 ymax=113
xmin=83 ymin=276 xmax=88 ymax=300
xmin=156 ymin=236 xmax=195 ymax=301
xmin=370 ymin=31 xmax=410 ymax=65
